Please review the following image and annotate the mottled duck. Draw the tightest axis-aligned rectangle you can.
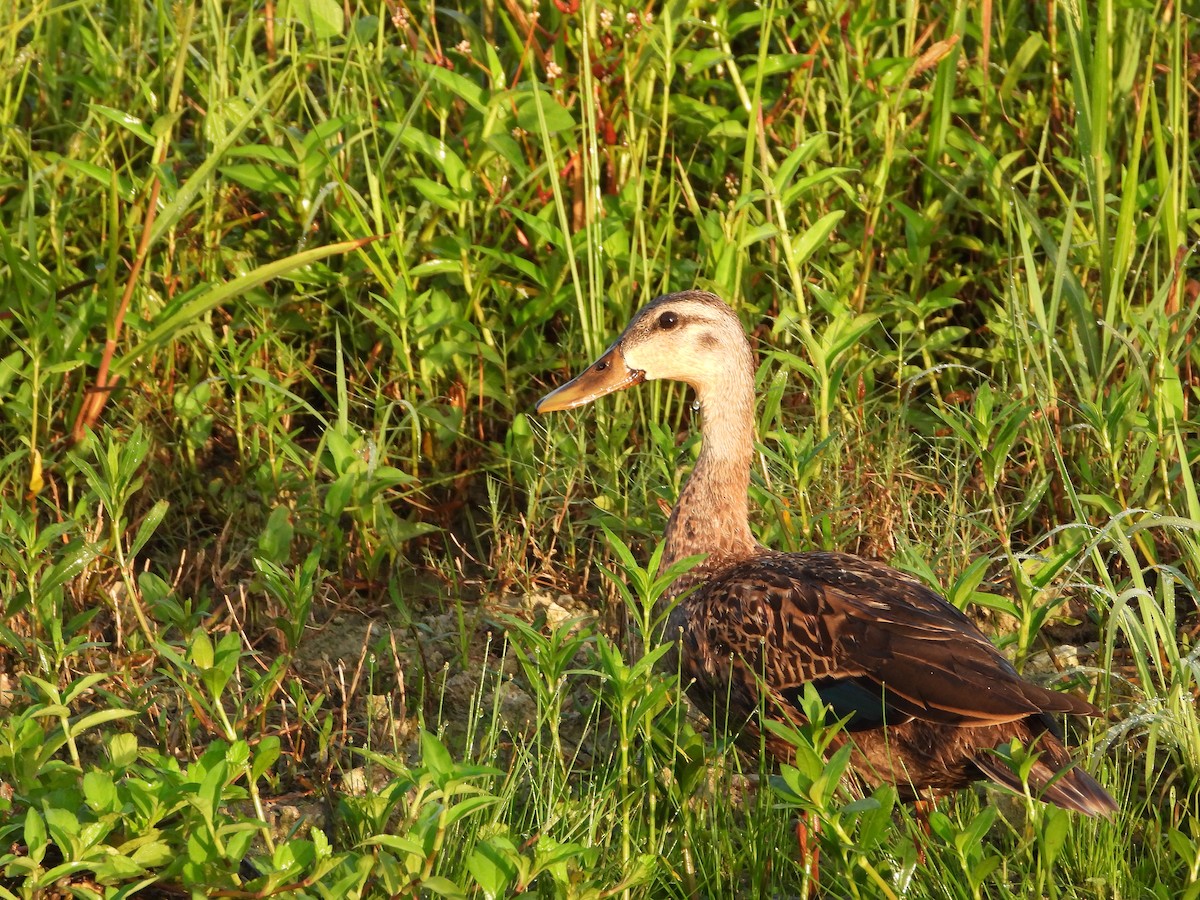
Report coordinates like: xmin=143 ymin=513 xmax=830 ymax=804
xmin=536 ymin=290 xmax=1115 ymax=818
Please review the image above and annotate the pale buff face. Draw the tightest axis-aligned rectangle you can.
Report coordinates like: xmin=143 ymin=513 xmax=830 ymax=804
xmin=618 ymin=291 xmax=751 ymax=390
xmin=536 ymin=290 xmax=753 ymax=413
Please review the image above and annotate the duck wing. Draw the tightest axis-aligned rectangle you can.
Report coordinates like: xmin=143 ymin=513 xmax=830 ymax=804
xmin=681 ymin=551 xmax=1098 ymax=730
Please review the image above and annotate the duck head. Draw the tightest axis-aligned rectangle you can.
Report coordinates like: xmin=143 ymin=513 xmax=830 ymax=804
xmin=535 ymin=290 xmax=751 ymax=412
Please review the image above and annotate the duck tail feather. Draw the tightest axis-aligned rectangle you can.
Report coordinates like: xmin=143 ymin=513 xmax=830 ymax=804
xmin=975 ymin=753 xmax=1118 ymax=818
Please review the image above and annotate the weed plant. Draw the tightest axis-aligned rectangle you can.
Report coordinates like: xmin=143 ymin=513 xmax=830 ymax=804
xmin=0 ymin=0 xmax=1198 ymax=896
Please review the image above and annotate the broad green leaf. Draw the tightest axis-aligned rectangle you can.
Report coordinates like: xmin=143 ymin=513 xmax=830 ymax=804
xmin=410 ymin=258 xmax=461 ymax=278
xmin=683 ymin=47 xmax=729 ymax=76
xmin=251 ymin=736 xmax=281 ymax=783
xmin=415 ymin=60 xmax=488 ymax=113
xmin=41 ymin=540 xmax=98 ymax=595
xmin=82 ymin=770 xmax=118 ymax=812
xmin=393 ymin=127 xmax=470 ymax=195
xmin=707 ymin=119 xmax=747 ymax=139
xmin=90 ymin=104 xmax=155 ymax=146
xmin=71 ymin=708 xmax=138 ymax=735
xmin=516 ymin=92 xmax=575 ymax=134
xmin=743 ymin=54 xmax=815 ymax=82
xmin=129 ymin=499 xmax=169 ymax=558
xmin=444 ymin=794 xmax=500 ymax=827
xmin=791 ymin=211 xmax=845 ymax=269
xmin=284 ymin=0 xmax=344 ymax=39
xmin=60 ymin=157 xmax=138 ymax=201
xmin=24 ymin=809 xmax=47 ymax=862
xmin=219 ymin=163 xmax=301 ymax=195
xmin=420 ymin=729 xmax=455 ymax=779
xmin=109 ymin=732 xmax=139 ymax=768
xmin=411 ymin=177 xmax=461 ymax=212
xmin=257 ymin=506 xmax=294 ymax=565
xmin=739 ymin=223 xmax=779 ymax=250
xmin=421 ymin=875 xmax=467 ymax=898
xmin=467 ymin=837 xmax=518 ymax=900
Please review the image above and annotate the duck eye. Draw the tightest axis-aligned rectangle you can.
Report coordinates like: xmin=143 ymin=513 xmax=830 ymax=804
xmin=658 ymin=311 xmax=678 ymax=330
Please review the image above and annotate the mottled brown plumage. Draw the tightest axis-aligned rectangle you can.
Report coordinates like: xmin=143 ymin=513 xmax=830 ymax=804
xmin=537 ymin=290 xmax=1115 ymax=816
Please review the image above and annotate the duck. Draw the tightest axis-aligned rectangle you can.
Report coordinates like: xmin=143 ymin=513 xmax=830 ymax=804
xmin=536 ymin=289 xmax=1116 ymax=816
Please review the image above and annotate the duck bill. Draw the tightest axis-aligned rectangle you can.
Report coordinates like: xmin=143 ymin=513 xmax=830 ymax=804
xmin=536 ymin=345 xmax=645 ymax=413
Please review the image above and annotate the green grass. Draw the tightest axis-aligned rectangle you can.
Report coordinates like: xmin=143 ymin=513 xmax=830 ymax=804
xmin=1 ymin=0 xmax=1198 ymax=896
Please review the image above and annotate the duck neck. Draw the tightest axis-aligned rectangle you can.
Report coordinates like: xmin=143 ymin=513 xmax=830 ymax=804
xmin=661 ymin=361 xmax=759 ymax=579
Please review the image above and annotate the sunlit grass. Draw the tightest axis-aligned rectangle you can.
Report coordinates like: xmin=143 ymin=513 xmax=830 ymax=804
xmin=0 ymin=0 xmax=1197 ymax=895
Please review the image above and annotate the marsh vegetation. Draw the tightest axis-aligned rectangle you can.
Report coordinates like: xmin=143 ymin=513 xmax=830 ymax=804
xmin=0 ymin=0 xmax=1198 ymax=896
